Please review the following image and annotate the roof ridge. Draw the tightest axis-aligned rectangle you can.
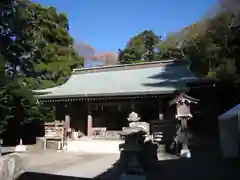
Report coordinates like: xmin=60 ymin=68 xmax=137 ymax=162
xmin=72 ymin=59 xmax=179 ymax=74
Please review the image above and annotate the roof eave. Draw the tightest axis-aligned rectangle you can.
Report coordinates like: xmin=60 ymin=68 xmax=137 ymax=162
xmin=32 ymin=84 xmax=65 ymax=94
xmin=36 ymin=88 xmax=189 ymax=100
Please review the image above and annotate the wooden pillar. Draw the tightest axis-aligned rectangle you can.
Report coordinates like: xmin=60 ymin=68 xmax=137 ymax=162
xmin=131 ymin=100 xmax=135 ymax=111
xmin=87 ymin=104 xmax=93 ymax=136
xmin=64 ymin=104 xmax=71 ymax=140
xmin=158 ymin=100 xmax=164 ymax=120
xmin=65 ymin=114 xmax=71 ymax=139
xmin=0 ymin=139 xmax=2 ymax=156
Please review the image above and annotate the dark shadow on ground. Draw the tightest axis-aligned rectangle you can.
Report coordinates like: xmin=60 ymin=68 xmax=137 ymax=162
xmin=17 ymin=157 xmax=240 ymax=180
xmin=16 ymin=161 xmax=121 ymax=180
xmin=151 ymin=157 xmax=240 ymax=180
xmin=2 ymin=152 xmax=13 ymax=155
xmin=17 ymin=172 xmax=93 ymax=180
xmin=17 ymin=136 xmax=240 ymax=180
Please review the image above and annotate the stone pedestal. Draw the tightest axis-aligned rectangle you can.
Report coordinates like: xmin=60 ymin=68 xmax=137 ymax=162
xmin=36 ymin=137 xmax=47 ymax=150
xmin=15 ymin=139 xmax=27 ymax=152
xmin=158 ymin=144 xmax=166 ymax=153
xmin=180 ymin=148 xmax=191 ymax=158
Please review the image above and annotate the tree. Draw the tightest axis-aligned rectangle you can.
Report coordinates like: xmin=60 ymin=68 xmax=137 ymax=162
xmin=17 ymin=2 xmax=84 ymax=89
xmin=118 ymin=30 xmax=161 ymax=64
xmin=155 ymin=33 xmax=184 ymax=60
xmin=182 ymin=11 xmax=240 ymax=80
xmin=118 ymin=47 xmax=140 ymax=64
xmin=0 ymin=0 xmax=83 ymax=137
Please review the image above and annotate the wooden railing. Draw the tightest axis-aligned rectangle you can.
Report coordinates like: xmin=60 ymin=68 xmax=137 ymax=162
xmin=91 ymin=127 xmax=123 ymax=140
xmin=92 ymin=127 xmax=106 ymax=139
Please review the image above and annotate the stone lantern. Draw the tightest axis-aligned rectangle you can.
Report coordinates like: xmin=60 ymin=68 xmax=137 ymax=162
xmin=127 ymin=111 xmax=149 ymax=135
xmin=127 ymin=111 xmax=140 ymax=122
xmin=169 ymin=93 xmax=199 ymax=158
xmin=118 ymin=111 xmax=148 ymax=180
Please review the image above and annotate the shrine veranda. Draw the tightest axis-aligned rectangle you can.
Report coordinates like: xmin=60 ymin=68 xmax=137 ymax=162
xmin=33 ymin=60 xmax=218 ymax=141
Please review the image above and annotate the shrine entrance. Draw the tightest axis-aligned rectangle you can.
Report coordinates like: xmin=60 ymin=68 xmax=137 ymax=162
xmin=92 ymin=104 xmax=128 ymax=131
xmin=89 ymin=98 xmax=161 ymax=132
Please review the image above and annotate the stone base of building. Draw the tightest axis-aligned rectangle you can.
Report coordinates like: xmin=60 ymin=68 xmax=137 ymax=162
xmin=65 ymin=137 xmax=124 ymax=154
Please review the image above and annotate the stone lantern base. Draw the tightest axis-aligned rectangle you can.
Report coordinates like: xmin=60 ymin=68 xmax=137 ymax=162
xmin=14 ymin=139 xmax=27 ymax=152
xmin=180 ymin=148 xmax=191 ymax=158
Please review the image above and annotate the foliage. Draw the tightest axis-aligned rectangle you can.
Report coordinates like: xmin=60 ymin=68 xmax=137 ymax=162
xmin=132 ymin=60 xmax=149 ymax=64
xmin=118 ymin=30 xmax=161 ymax=64
xmin=182 ymin=11 xmax=240 ymax=81
xmin=143 ymin=10 xmax=240 ymax=84
xmin=155 ymin=33 xmax=184 ymax=60
xmin=117 ymin=2 xmax=240 ymax=112
xmin=118 ymin=47 xmax=140 ymax=64
xmin=14 ymin=1 xmax=83 ymax=89
xmin=0 ymin=0 xmax=83 ymax=135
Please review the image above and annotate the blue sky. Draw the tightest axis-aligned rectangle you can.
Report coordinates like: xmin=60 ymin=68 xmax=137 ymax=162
xmin=32 ymin=0 xmax=217 ymax=52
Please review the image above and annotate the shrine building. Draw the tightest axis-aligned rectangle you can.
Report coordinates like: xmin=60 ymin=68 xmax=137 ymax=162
xmin=33 ymin=60 xmax=217 ymax=140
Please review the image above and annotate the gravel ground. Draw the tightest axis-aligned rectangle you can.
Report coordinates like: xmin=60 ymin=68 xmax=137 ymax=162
xmin=20 ymin=151 xmax=119 ymax=175
xmin=16 ymin=150 xmax=119 ymax=180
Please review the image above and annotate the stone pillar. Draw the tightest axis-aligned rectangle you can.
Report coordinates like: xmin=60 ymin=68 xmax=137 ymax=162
xmin=179 ymin=117 xmax=191 ymax=158
xmin=181 ymin=118 xmax=188 ymax=150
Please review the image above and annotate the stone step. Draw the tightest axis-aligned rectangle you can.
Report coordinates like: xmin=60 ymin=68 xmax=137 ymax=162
xmin=66 ymin=139 xmax=124 ymax=154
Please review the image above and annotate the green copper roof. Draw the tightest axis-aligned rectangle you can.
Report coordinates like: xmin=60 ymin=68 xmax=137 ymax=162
xmin=34 ymin=60 xmax=197 ymax=99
